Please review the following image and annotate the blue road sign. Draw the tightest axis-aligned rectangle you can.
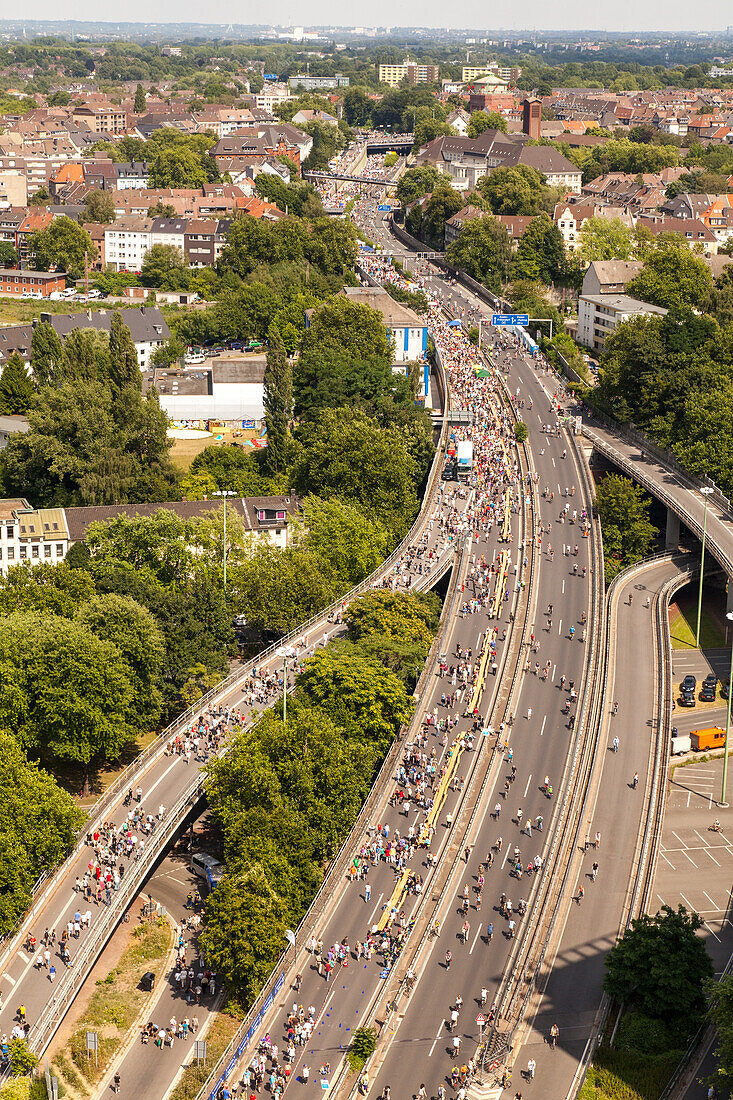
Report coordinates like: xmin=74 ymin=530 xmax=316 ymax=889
xmin=377 ymin=204 xmax=392 ymax=211
xmin=492 ymin=314 xmax=529 ymax=326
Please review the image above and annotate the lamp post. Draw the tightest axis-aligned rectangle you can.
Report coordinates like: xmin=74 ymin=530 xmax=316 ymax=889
xmin=212 ymin=489 xmax=236 ymax=591
xmin=722 ymin=611 xmax=733 ymax=809
xmin=276 ymin=645 xmax=296 ymax=725
xmin=695 ymin=487 xmax=714 ymax=649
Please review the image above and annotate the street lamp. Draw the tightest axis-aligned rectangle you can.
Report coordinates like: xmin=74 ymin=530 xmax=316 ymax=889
xmin=212 ymin=489 xmax=236 ymax=591
xmin=722 ymin=611 xmax=733 ymax=809
xmin=695 ymin=487 xmax=714 ymax=649
xmin=276 ymin=644 xmax=297 ymax=725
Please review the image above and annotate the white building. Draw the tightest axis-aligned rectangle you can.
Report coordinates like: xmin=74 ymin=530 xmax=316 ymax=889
xmin=150 ymin=216 xmax=188 ymax=252
xmin=577 ymin=293 xmax=667 ymax=352
xmin=0 ymin=499 xmax=70 ymax=573
xmin=341 ymin=286 xmax=430 ymax=402
xmin=104 ymin=216 xmax=153 ymax=272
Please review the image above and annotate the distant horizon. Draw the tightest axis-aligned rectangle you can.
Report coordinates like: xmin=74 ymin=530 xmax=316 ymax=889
xmin=0 ymin=16 xmax=730 ymax=37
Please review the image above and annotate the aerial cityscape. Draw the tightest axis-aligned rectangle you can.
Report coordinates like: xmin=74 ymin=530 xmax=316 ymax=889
xmin=0 ymin=18 xmax=730 ymax=1100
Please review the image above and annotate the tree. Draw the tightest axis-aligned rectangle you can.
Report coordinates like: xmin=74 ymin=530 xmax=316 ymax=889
xmin=301 ymin=496 xmax=390 ymax=589
xmin=108 ymin=312 xmax=141 ymax=397
xmin=297 ymin=649 xmax=413 ymax=747
xmin=28 ymin=217 xmax=96 ymax=280
xmin=420 ymin=180 xmax=464 ymax=249
xmin=291 ymin=407 xmax=418 ymax=538
xmin=0 ymin=242 xmax=18 ymax=268
xmin=396 ymin=165 xmax=440 ymax=207
xmin=134 ymin=82 xmax=146 ymax=113
xmin=30 ymin=321 xmax=64 ymax=387
xmin=75 ymin=593 xmax=165 ymax=728
xmin=150 ymin=335 xmax=186 ymax=369
xmin=512 ymin=213 xmax=565 ymax=284
xmin=147 ymin=201 xmax=176 ymax=218
xmin=7 ymin=1039 xmax=37 ymax=1078
xmin=604 ymin=904 xmax=713 ymax=1040
xmin=343 ymin=87 xmax=373 ymax=127
xmin=706 ymin=972 xmax=733 ymax=1093
xmin=0 ymin=353 xmax=33 ymax=415
xmin=627 ymin=243 xmax=713 ymax=310
xmin=83 ymin=189 xmax=116 ymax=224
xmin=446 ymin=215 xmax=512 ymax=293
xmin=140 ymin=243 xmax=186 ymax=288
xmin=468 ymin=110 xmax=506 ymax=137
xmin=28 ymin=186 xmax=50 ymax=207
xmin=0 ymin=732 xmax=84 ymax=933
xmin=150 ymin=147 xmax=209 ymax=189
xmin=594 ymin=473 xmax=658 ymax=582
xmin=0 ymin=612 xmax=134 ymax=765
xmin=578 ymin=216 xmax=635 ymax=263
xmin=262 ymin=327 xmax=292 ymax=475
xmin=477 ymin=165 xmax=549 ymax=215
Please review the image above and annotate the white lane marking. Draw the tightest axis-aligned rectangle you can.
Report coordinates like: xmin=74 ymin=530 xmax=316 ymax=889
xmin=704 ymin=891 xmax=719 ymax=908
xmin=680 ymin=892 xmax=699 ymax=911
xmin=703 ymin=849 xmax=721 ymax=866
xmin=659 ymin=852 xmax=675 ymax=869
xmin=680 ymin=850 xmax=698 ymax=867
xmin=367 ymin=893 xmax=384 ymax=925
xmin=144 ymin=758 xmax=181 ymax=803
xmin=562 ymin=579 xmax=565 ymax=594
xmin=17 ymin=952 xmax=28 ymax=964
xmin=429 ymin=1020 xmax=445 ymax=1057
xmin=4 ymin=973 xmax=16 ymax=985
xmin=558 ymin=619 xmax=562 ymax=636
xmin=469 ymin=926 xmax=482 ymax=955
xmin=523 ymin=773 xmax=533 ymax=798
xmin=672 ymin=831 xmax=689 ymax=848
xmin=540 ymin=715 xmax=547 ymax=738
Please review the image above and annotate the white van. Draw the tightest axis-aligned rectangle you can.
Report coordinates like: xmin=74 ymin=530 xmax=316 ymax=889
xmin=191 ymin=851 xmax=223 ymax=880
xmin=184 ymin=352 xmax=206 ymax=365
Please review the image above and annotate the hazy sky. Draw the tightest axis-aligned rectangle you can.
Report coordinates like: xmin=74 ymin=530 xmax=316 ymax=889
xmin=19 ymin=0 xmax=733 ymax=34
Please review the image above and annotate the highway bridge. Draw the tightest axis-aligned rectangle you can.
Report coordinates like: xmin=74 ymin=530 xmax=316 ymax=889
xmin=303 ymin=169 xmax=399 ymax=187
xmin=365 ymin=137 xmax=413 ymax=154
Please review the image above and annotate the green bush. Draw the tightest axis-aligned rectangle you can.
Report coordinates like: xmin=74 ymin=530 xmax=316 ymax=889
xmin=616 ymin=1011 xmax=674 ymax=1056
xmin=514 ymin=421 xmax=528 ymax=443
xmin=348 ymin=1026 xmax=377 ymax=1071
xmin=579 ymin=1045 xmax=682 ymax=1100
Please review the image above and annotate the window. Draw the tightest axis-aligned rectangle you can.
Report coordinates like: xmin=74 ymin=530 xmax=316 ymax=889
xmin=56 ymin=543 xmax=64 ymax=555
xmin=7 ymin=546 xmax=13 ymax=560
xmin=32 ymin=545 xmax=39 ymax=558
xmin=44 ymin=544 xmax=51 ymax=558
xmin=19 ymin=546 xmax=26 ymax=559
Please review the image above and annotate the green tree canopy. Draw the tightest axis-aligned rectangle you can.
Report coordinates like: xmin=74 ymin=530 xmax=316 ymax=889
xmin=578 ymin=216 xmax=636 ymax=263
xmin=594 ymin=473 xmax=658 ymax=582
xmin=140 ymin=243 xmax=187 ymax=288
xmin=627 ymin=242 xmax=713 ymax=310
xmin=263 ymin=326 xmax=293 ymax=475
xmin=0 ymin=352 xmax=33 ymax=415
xmin=0 ymin=731 xmax=84 ymax=932
xmin=396 ymin=165 xmax=441 ymax=206
xmin=446 ymin=215 xmax=512 ymax=293
xmin=604 ymin=904 xmax=713 ymax=1041
xmin=29 ymin=217 xmax=97 ymax=280
xmin=477 ymin=165 xmax=549 ymax=215
xmin=512 ymin=212 xmax=565 ymax=284
xmin=83 ymin=189 xmax=116 ymax=224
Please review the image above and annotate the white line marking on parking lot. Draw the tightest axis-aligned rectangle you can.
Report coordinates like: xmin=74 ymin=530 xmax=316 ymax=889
xmin=558 ymin=619 xmax=562 ymax=636
xmin=705 ymin=922 xmax=721 ymax=943
xmin=704 ymin=892 xmax=719 ymax=908
xmin=680 ymin=892 xmax=698 ymax=911
xmin=681 ymin=850 xmax=698 ymax=866
xmin=659 ymin=852 xmax=675 ymax=869
xmin=672 ymin=831 xmax=689 ymax=848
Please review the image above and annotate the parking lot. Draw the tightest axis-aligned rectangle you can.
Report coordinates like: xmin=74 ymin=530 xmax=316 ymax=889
xmin=654 ymin=756 xmax=733 ymax=971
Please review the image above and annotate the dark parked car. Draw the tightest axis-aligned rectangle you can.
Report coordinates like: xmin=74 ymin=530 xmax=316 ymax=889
xmin=679 ymin=691 xmax=696 ymax=708
xmin=681 ymin=675 xmax=697 ymax=694
xmin=700 ymin=684 xmax=717 ymax=702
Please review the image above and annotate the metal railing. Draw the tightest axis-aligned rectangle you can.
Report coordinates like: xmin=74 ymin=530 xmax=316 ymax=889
xmin=1 ymin=357 xmax=452 ymax=1047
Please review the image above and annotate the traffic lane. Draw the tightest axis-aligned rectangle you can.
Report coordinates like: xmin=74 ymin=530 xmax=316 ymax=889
xmin=370 ymin=557 xmax=591 ymax=1098
xmin=281 ymin=509 xmax=525 ymax=1079
xmin=518 ymin=558 xmax=678 ymax=1095
xmin=6 ymin=478 xmax=457 ymax=1039
xmin=371 ymin=439 xmax=592 ymax=1095
xmin=109 ymin=858 xmax=218 ymax=1100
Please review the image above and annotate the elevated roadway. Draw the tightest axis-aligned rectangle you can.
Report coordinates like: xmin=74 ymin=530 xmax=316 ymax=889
xmin=0 ymin=357 xmax=457 ymax=1060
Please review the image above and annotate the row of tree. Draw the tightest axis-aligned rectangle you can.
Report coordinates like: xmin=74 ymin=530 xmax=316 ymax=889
xmin=201 ymin=590 xmax=439 ymax=998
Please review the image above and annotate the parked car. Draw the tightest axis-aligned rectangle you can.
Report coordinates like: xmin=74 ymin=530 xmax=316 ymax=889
xmin=700 ymin=684 xmax=717 ymax=702
xmin=681 ymin=675 xmax=697 ymax=694
xmin=184 ymin=353 xmax=206 ymax=365
xmin=679 ymin=691 xmax=695 ymax=708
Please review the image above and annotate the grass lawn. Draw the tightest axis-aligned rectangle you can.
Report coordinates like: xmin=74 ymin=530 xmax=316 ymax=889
xmin=0 ymin=297 xmax=122 ymax=325
xmin=579 ymin=1047 xmax=683 ymax=1100
xmin=52 ymin=918 xmax=173 ymax=1099
xmin=168 ymin=431 xmax=261 ymax=472
xmin=669 ymin=601 xmax=725 ymax=650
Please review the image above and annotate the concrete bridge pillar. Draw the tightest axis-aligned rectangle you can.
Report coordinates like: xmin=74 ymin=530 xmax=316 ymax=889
xmin=666 ymin=508 xmax=680 ymax=552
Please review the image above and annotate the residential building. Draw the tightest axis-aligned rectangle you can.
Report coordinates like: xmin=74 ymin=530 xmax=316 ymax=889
xmin=415 ymin=132 xmax=582 ymax=193
xmin=292 ymin=109 xmax=338 ymax=127
xmin=0 ymin=414 xmax=30 ymax=450
xmin=210 ymin=124 xmax=313 ymax=171
xmin=462 ymin=65 xmax=519 ymax=85
xmin=104 ymin=216 xmax=153 ymax=272
xmin=341 ymin=286 xmax=429 ymax=400
xmin=288 ymin=75 xmax=349 ymax=91
xmin=0 ymin=306 xmax=170 ymax=372
xmin=378 ymin=61 xmax=439 ymax=88
xmin=71 ymin=105 xmax=128 ymax=134
xmin=0 ymin=269 xmax=67 ymax=297
xmin=577 ymin=293 xmax=667 ymax=352
xmin=581 ymin=260 xmax=643 ymax=297
xmin=636 ymin=215 xmax=719 ymax=256
xmin=0 ymin=170 xmax=27 ymax=208
xmin=0 ymin=497 xmax=70 ymax=573
xmin=150 ymin=216 xmax=188 ymax=253
xmin=444 ymin=204 xmax=485 ymax=247
xmin=446 ymin=109 xmax=471 ymax=137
